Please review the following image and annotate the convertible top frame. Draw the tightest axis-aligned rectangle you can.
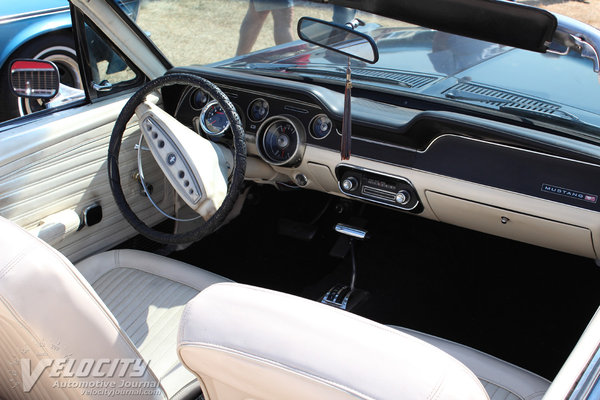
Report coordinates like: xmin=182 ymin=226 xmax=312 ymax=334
xmin=316 ymin=0 xmax=557 ymax=53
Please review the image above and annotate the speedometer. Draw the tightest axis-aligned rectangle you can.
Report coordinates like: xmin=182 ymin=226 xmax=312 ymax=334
xmin=200 ymin=100 xmax=230 ymax=137
xmin=257 ymin=116 xmax=305 ymax=166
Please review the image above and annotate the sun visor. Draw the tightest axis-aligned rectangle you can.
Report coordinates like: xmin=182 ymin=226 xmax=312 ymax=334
xmin=319 ymin=0 xmax=557 ymax=53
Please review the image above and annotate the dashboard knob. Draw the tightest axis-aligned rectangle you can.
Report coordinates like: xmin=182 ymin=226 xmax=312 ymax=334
xmin=395 ymin=190 xmax=410 ymax=205
xmin=342 ymin=177 xmax=358 ymax=191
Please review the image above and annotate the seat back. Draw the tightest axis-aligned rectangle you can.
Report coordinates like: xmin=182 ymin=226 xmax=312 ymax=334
xmin=0 ymin=217 xmax=163 ymax=399
xmin=178 ymin=283 xmax=489 ymax=400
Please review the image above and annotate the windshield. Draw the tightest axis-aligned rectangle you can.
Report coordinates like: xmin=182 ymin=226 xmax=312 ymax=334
xmin=123 ymin=0 xmax=600 ymax=139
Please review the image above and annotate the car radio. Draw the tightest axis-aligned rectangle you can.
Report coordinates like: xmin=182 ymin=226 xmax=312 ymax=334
xmin=337 ymin=166 xmax=421 ymax=212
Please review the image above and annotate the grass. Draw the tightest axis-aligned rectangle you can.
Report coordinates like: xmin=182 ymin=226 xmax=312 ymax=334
xmin=541 ymin=0 xmax=600 ymax=28
xmin=136 ymin=0 xmax=404 ymax=66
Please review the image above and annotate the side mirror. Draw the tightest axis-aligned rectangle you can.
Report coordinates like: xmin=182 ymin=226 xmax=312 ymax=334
xmin=9 ymin=59 xmax=59 ymax=99
xmin=297 ymin=17 xmax=379 ymax=64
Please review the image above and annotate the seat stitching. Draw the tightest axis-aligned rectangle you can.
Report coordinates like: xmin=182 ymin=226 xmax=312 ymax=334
xmin=524 ymin=390 xmax=549 ymax=400
xmin=108 ymin=271 xmax=168 ymax=324
xmin=0 ymin=230 xmax=167 ymax=397
xmin=209 ymin=283 xmax=481 ymax=381
xmin=480 ymin=378 xmax=525 ymax=400
xmin=0 ymin=252 xmax=25 ymax=280
xmin=427 ymin=363 xmax=446 ymax=400
xmin=94 ymin=268 xmax=139 ymax=310
xmin=179 ymin=342 xmax=376 ymax=400
xmin=143 ymin=310 xmax=186 ymax=360
xmin=111 ymin=274 xmax=164 ymax=332
xmin=393 ymin=325 xmax=550 ymax=384
xmin=136 ymin=290 xmax=196 ymax=355
xmin=126 ymin=279 xmax=186 ymax=342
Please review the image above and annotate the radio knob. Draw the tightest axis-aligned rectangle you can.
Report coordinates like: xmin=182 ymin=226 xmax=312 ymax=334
xmin=395 ymin=190 xmax=410 ymax=205
xmin=341 ymin=177 xmax=358 ymax=191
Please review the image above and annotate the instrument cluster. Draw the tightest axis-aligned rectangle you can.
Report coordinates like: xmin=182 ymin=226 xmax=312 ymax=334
xmin=178 ymin=86 xmax=335 ymax=167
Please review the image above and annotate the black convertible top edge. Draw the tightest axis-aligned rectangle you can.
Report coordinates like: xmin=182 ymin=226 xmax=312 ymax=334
xmin=314 ymin=0 xmax=557 ymax=53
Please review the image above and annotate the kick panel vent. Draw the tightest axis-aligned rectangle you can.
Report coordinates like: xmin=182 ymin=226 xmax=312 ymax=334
xmin=447 ymin=83 xmax=561 ymax=114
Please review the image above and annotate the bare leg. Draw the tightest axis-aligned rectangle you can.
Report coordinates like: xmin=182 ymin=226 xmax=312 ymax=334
xmin=236 ymin=2 xmax=270 ymax=56
xmin=272 ymin=7 xmax=293 ymax=45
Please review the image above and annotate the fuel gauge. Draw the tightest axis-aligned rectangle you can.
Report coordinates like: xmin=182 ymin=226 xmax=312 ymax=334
xmin=310 ymin=114 xmax=332 ymax=139
xmin=248 ymin=98 xmax=269 ymax=122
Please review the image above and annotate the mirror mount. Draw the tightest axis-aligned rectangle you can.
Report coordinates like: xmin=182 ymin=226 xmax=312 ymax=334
xmin=345 ymin=17 xmax=365 ymax=30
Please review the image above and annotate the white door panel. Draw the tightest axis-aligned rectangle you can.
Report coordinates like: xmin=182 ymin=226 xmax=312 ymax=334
xmin=0 ymin=95 xmax=170 ymax=262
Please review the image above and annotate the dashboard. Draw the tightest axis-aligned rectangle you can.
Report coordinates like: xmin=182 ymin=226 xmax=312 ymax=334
xmin=163 ymin=66 xmax=600 ymax=260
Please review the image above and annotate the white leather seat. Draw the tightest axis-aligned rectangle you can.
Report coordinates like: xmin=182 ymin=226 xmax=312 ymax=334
xmin=76 ymin=249 xmax=230 ymax=398
xmin=392 ymin=327 xmax=550 ymax=400
xmin=177 ymin=283 xmax=550 ymax=400
xmin=0 ymin=215 xmax=550 ymax=400
xmin=0 ymin=216 xmax=228 ymax=399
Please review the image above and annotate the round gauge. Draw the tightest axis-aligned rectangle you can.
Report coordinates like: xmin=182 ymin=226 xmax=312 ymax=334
xmin=310 ymin=114 xmax=332 ymax=139
xmin=248 ymin=98 xmax=269 ymax=122
xmin=258 ymin=116 xmax=305 ymax=166
xmin=200 ymin=100 xmax=230 ymax=137
xmin=189 ymin=88 xmax=209 ymax=110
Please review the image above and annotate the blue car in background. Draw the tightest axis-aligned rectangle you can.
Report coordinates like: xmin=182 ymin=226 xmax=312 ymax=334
xmin=0 ymin=0 xmax=138 ymax=120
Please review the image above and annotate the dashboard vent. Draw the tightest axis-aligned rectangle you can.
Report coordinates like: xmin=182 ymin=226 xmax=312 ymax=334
xmin=447 ymin=83 xmax=561 ymax=114
xmin=352 ymin=68 xmax=439 ymax=88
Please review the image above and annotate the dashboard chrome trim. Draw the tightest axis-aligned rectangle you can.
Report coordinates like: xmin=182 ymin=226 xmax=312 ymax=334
xmin=217 ymin=83 xmax=321 ymax=110
xmin=421 ymin=133 xmax=600 ymax=169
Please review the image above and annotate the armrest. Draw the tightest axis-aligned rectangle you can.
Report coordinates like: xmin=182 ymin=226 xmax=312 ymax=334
xmin=177 ymin=282 xmax=488 ymax=400
xmin=27 ymin=209 xmax=80 ymax=246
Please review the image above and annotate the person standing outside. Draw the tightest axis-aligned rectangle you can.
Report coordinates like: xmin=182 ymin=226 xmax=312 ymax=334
xmin=236 ymin=0 xmax=294 ymax=56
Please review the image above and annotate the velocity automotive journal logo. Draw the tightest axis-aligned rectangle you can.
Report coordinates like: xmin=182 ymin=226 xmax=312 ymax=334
xmin=11 ymin=357 xmax=160 ymax=396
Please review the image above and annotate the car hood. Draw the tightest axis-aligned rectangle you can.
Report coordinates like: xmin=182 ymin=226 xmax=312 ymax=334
xmin=222 ymin=27 xmax=506 ymax=76
xmin=0 ymin=0 xmax=68 ymax=17
xmin=218 ymin=26 xmax=600 ymax=116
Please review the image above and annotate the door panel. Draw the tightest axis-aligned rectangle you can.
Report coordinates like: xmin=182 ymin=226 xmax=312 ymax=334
xmin=0 ymin=95 xmax=169 ymax=262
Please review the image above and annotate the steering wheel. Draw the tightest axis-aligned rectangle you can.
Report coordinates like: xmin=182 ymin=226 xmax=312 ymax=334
xmin=108 ymin=73 xmax=246 ymax=244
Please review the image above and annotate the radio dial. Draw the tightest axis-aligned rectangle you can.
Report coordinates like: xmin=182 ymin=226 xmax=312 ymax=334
xmin=342 ymin=177 xmax=358 ymax=191
xmin=395 ymin=190 xmax=410 ymax=205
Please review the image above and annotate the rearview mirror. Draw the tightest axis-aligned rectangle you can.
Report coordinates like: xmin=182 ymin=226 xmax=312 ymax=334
xmin=297 ymin=17 xmax=379 ymax=64
xmin=9 ymin=59 xmax=59 ymax=99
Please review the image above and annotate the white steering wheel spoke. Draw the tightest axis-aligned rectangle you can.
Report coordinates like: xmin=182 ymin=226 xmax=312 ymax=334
xmin=136 ymin=101 xmax=231 ymax=220
xmin=109 ymin=73 xmax=246 ymax=244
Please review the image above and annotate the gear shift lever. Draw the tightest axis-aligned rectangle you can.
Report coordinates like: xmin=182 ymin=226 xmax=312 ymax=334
xmin=320 ymin=223 xmax=369 ymax=311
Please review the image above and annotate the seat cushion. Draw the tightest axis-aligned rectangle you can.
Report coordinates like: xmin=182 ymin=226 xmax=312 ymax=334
xmin=77 ymin=249 xmax=229 ymax=398
xmin=179 ymin=283 xmax=490 ymax=400
xmin=392 ymin=326 xmax=550 ymax=400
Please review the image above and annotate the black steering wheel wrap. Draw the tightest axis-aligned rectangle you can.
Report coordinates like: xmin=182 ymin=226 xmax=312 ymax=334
xmin=108 ymin=73 xmax=246 ymax=244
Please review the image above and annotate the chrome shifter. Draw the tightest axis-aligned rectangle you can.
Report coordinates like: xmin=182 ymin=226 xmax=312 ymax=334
xmin=321 ymin=223 xmax=369 ymax=311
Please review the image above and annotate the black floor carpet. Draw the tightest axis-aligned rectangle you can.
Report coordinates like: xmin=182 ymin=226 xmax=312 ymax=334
xmin=166 ymin=184 xmax=600 ymax=380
